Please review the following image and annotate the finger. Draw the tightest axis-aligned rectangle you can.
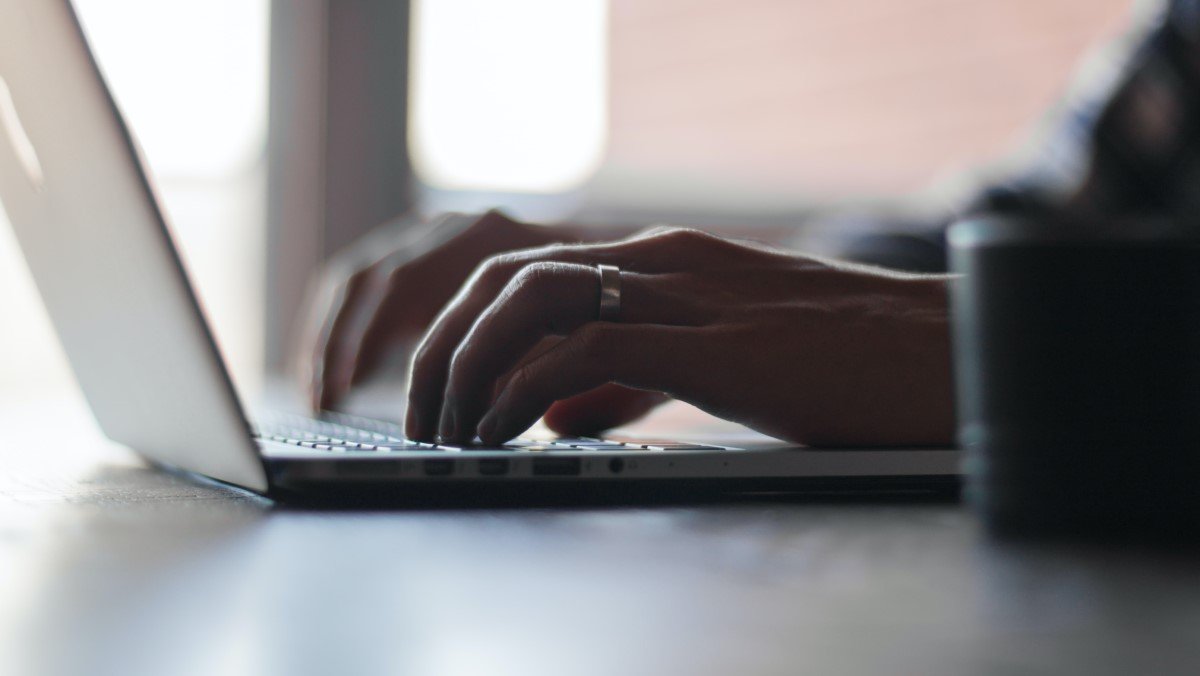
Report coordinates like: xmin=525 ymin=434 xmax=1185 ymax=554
xmin=438 ymin=263 xmax=698 ymax=442
xmin=345 ymin=311 xmax=406 ymax=389
xmin=343 ymin=212 xmax=504 ymax=389
xmin=294 ymin=281 xmax=331 ymax=409
xmin=309 ymin=270 xmax=364 ymax=413
xmin=346 ymin=244 xmax=491 ymax=388
xmin=404 ymin=229 xmax=713 ymax=440
xmin=543 ymin=385 xmax=670 ymax=436
xmin=312 ymin=268 xmax=382 ymax=411
xmin=435 ymin=262 xmax=596 ymax=441
xmin=476 ymin=323 xmax=698 ymax=444
xmin=309 ymin=212 xmax=486 ymax=411
xmin=345 ymin=269 xmax=413 ymax=389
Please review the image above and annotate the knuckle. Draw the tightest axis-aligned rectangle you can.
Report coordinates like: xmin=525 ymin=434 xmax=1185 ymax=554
xmin=477 ymin=208 xmax=512 ymax=227
xmin=506 ymin=366 xmax=535 ymax=396
xmin=663 ymin=227 xmax=712 ymax=245
xmin=384 ymin=262 xmax=408 ymax=287
xmin=323 ymin=256 xmax=363 ymax=284
xmin=347 ymin=265 xmax=390 ymax=299
xmin=636 ymin=226 xmax=711 ymax=253
xmin=510 ymin=261 xmax=562 ymax=293
xmin=476 ymin=253 xmax=519 ymax=286
xmin=461 ymin=210 xmax=488 ymax=227
xmin=467 ymin=209 xmax=504 ymax=230
xmin=446 ymin=342 xmax=474 ymax=381
xmin=572 ymin=322 xmax=615 ymax=355
xmin=342 ymin=267 xmax=371 ymax=292
xmin=478 ymin=254 xmax=507 ymax=277
xmin=410 ymin=339 xmax=437 ymax=374
xmin=629 ymin=224 xmax=676 ymax=243
xmin=562 ymin=324 xmax=618 ymax=383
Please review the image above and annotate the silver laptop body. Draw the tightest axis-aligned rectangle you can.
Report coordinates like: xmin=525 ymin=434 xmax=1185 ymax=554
xmin=0 ymin=0 xmax=958 ymax=502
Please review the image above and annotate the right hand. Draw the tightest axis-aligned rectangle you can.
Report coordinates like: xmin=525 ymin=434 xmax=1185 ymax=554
xmin=301 ymin=210 xmax=556 ymax=411
xmin=402 ymin=227 xmax=955 ymax=446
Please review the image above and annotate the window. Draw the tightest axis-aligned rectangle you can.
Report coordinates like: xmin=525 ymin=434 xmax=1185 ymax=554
xmin=409 ymin=0 xmax=609 ymax=194
xmin=409 ymin=0 xmax=1133 ymax=215
xmin=603 ymin=0 xmax=1133 ymax=198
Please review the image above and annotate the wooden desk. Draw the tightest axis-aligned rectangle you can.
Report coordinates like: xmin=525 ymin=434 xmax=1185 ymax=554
xmin=2 ymin=390 xmax=1198 ymax=676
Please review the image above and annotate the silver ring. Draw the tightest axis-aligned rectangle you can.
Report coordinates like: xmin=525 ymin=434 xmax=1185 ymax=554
xmin=597 ymin=264 xmax=621 ymax=322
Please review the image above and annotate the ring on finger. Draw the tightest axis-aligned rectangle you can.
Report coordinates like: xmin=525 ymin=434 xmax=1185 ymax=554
xmin=597 ymin=264 xmax=621 ymax=322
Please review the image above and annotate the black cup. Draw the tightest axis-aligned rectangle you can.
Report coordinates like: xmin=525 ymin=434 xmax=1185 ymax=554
xmin=948 ymin=216 xmax=1200 ymax=539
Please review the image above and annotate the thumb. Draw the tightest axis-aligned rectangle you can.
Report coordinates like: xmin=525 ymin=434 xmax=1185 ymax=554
xmin=542 ymin=384 xmax=669 ymax=436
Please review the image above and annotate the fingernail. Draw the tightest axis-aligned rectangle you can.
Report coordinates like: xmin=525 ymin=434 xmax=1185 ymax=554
xmin=477 ymin=409 xmax=501 ymax=444
xmin=438 ymin=405 xmax=457 ymax=441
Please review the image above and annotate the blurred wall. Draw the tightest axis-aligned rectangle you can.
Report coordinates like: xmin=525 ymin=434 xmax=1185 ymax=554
xmin=606 ymin=0 xmax=1134 ymax=196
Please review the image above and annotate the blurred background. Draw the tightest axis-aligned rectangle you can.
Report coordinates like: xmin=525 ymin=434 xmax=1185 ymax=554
xmin=0 ymin=0 xmax=1132 ymax=405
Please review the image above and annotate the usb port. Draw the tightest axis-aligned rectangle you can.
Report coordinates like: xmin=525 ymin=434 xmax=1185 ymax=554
xmin=531 ymin=457 xmax=581 ymax=476
xmin=477 ymin=458 xmax=510 ymax=476
xmin=423 ymin=459 xmax=454 ymax=476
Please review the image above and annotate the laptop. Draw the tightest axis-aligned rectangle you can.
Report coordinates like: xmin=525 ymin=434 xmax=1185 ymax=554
xmin=0 ymin=0 xmax=959 ymax=503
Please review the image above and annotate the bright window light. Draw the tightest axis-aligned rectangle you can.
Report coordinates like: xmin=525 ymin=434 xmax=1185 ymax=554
xmin=71 ymin=0 xmax=268 ymax=179
xmin=410 ymin=0 xmax=608 ymax=193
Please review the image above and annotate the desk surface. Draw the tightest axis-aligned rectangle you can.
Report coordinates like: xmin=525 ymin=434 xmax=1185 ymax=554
xmin=2 ymin=391 xmax=1199 ymax=676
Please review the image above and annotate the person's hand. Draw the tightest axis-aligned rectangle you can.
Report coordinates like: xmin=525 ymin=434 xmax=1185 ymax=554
xmin=302 ymin=210 xmax=555 ymax=411
xmin=406 ymin=227 xmax=956 ymax=446
xmin=301 ymin=210 xmax=667 ymax=432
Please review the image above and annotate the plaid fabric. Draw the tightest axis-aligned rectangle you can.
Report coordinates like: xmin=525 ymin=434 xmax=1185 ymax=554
xmin=838 ymin=0 xmax=1200 ymax=272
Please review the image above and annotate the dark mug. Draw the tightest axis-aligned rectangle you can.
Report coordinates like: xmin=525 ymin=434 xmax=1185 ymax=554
xmin=948 ymin=216 xmax=1200 ymax=538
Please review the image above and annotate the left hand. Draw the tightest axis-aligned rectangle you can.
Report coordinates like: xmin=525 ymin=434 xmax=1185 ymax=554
xmin=406 ymin=227 xmax=956 ymax=446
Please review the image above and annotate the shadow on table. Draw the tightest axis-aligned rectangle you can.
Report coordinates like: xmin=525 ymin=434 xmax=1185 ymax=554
xmin=1 ymin=463 xmax=268 ymax=676
xmin=8 ymin=463 xmax=1200 ymax=676
xmin=267 ymin=476 xmax=962 ymax=511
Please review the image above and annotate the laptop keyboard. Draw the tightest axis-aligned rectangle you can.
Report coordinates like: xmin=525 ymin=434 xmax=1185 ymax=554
xmin=252 ymin=412 xmax=727 ymax=452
